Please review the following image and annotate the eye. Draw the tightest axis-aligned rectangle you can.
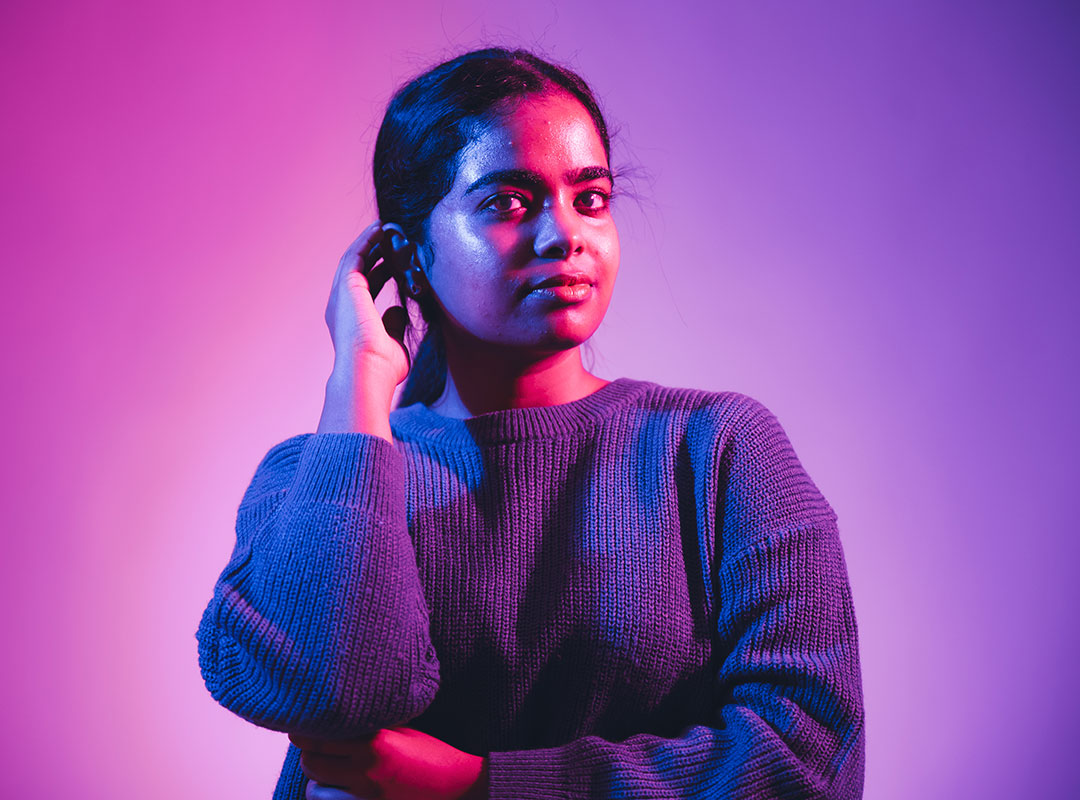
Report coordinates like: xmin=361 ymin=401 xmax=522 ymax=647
xmin=575 ymin=189 xmax=611 ymax=213
xmin=484 ymin=192 xmax=528 ymax=216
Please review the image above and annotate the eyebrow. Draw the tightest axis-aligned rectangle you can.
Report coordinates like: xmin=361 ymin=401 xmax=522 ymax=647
xmin=463 ymin=166 xmax=613 ymax=196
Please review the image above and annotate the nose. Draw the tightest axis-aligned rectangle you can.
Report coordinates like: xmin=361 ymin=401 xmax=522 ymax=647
xmin=533 ymin=200 xmax=584 ymax=260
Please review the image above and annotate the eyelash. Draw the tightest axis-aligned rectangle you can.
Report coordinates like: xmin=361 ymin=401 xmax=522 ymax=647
xmin=577 ymin=189 xmax=613 ymax=213
xmin=485 ymin=192 xmax=528 ymax=216
xmin=484 ymin=189 xmax=614 ymax=218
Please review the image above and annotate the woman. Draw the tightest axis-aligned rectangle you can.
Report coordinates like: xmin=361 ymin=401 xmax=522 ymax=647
xmin=197 ymin=48 xmax=865 ymax=800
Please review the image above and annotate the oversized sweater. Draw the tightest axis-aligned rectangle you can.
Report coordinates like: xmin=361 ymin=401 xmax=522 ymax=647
xmin=197 ymin=377 xmax=865 ymax=798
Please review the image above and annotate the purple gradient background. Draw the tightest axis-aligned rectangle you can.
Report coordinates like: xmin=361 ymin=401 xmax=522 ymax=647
xmin=2 ymin=1 xmax=1077 ymax=798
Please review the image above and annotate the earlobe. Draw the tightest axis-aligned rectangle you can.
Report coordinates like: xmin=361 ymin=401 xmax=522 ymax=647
xmin=404 ymin=269 xmax=425 ymax=298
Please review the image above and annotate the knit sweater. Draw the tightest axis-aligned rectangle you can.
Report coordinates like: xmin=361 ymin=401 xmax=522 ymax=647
xmin=197 ymin=377 xmax=865 ymax=798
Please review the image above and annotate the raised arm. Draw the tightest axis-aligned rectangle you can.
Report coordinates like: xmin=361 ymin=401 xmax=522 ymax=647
xmin=197 ymin=224 xmax=439 ymax=735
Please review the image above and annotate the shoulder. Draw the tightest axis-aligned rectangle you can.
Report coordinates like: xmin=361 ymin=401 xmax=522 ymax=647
xmin=622 ymin=378 xmax=836 ymax=535
xmin=608 ymin=378 xmax=788 ymax=482
xmin=614 ymin=377 xmax=777 ymax=441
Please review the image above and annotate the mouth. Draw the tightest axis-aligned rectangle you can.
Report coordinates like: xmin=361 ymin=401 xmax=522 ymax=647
xmin=525 ymin=273 xmax=596 ymax=304
xmin=532 ymin=272 xmax=592 ymax=290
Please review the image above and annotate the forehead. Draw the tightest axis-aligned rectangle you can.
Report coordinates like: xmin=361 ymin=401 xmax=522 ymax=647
xmin=452 ymin=93 xmax=608 ymax=188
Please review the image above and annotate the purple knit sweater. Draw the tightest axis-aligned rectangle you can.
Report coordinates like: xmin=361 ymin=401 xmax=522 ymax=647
xmin=197 ymin=378 xmax=864 ymax=798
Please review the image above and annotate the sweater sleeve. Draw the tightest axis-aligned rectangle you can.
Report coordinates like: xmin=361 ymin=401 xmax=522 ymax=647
xmin=484 ymin=400 xmax=865 ymax=799
xmin=195 ymin=432 xmax=440 ymax=736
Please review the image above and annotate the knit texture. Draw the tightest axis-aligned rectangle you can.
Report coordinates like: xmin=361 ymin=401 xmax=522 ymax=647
xmin=197 ymin=378 xmax=864 ymax=798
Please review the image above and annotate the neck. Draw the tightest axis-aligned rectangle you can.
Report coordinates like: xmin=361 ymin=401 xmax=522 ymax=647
xmin=429 ymin=333 xmax=608 ymax=419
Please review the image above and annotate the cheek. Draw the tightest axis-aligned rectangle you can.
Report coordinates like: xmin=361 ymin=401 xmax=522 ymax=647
xmin=481 ymin=226 xmax=529 ymax=264
xmin=608 ymin=230 xmax=621 ymax=267
xmin=434 ymin=218 xmax=518 ymax=274
xmin=596 ymin=223 xmax=620 ymax=275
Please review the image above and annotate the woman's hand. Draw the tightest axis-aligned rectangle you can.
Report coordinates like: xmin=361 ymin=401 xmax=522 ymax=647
xmin=290 ymin=727 xmax=488 ymax=800
xmin=317 ymin=222 xmax=412 ymax=438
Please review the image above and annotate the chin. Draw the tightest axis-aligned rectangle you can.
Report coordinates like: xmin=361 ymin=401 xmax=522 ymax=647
xmin=465 ymin=308 xmax=608 ymax=356
xmin=536 ymin=301 xmax=608 ymax=346
xmin=531 ymin=322 xmax=601 ymax=352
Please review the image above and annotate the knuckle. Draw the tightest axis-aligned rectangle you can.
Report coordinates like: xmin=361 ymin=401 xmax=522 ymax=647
xmin=345 ymin=272 xmax=370 ymax=291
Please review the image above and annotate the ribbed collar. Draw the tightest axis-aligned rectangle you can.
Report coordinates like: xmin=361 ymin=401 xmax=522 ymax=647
xmin=390 ymin=377 xmax=651 ymax=447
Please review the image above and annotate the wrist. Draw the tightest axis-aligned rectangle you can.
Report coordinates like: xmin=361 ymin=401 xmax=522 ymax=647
xmin=331 ymin=351 xmax=402 ymax=392
xmin=459 ymin=756 xmax=489 ymax=800
xmin=317 ymin=365 xmax=397 ymax=439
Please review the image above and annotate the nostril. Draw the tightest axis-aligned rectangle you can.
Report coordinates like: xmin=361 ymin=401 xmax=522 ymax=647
xmin=544 ymin=244 xmax=573 ymax=260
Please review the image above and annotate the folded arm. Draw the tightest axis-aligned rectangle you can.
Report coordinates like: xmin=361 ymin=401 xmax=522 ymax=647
xmin=484 ymin=522 xmax=863 ymax=799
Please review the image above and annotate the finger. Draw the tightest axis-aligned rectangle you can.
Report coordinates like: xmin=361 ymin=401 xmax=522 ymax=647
xmin=333 ymin=221 xmax=384 ymax=287
xmin=348 ymin=221 xmax=385 ymax=267
xmin=364 ymin=258 xmax=397 ymax=301
xmin=289 ymin=733 xmax=373 ymax=757
xmin=327 ymin=222 xmax=383 ymax=325
xmin=379 ymin=223 xmax=417 ymax=286
xmin=305 ymin=781 xmax=365 ymax=800
xmin=299 ymin=752 xmax=351 ymax=786
xmin=288 ymin=733 xmax=325 ymax=752
xmin=300 ymin=751 xmax=373 ymax=787
xmin=366 ymin=241 xmax=381 ymax=268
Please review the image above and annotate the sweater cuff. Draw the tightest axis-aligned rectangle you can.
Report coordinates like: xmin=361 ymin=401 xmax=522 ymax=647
xmin=486 ymin=730 xmax=729 ymax=800
xmin=487 ymin=745 xmax=579 ymax=800
xmin=289 ymin=432 xmax=404 ymax=508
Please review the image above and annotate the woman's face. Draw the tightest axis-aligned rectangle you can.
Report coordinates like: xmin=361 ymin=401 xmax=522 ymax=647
xmin=418 ymin=91 xmax=620 ymax=356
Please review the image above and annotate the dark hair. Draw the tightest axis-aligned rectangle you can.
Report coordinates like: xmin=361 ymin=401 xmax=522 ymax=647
xmin=373 ymin=47 xmax=613 ymax=408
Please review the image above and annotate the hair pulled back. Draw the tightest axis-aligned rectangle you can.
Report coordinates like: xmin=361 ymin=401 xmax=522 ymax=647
xmin=373 ymin=48 xmax=612 ymax=408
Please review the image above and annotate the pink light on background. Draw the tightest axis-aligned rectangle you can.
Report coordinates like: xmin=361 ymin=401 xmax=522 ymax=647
xmin=1 ymin=2 xmax=1077 ymax=798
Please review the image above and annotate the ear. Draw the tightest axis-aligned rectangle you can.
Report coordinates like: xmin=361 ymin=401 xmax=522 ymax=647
xmin=380 ymin=222 xmax=429 ymax=273
xmin=380 ymin=223 xmax=432 ymax=304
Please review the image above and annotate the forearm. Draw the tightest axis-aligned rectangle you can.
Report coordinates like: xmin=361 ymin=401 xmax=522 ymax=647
xmin=486 ymin=526 xmax=863 ymax=799
xmin=487 ymin=720 xmax=861 ymax=800
xmin=316 ymin=360 xmax=397 ymax=442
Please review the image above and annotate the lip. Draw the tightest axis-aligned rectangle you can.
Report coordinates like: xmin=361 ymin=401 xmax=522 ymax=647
xmin=524 ymin=270 xmax=596 ymax=295
xmin=529 ymin=282 xmax=594 ymax=303
xmin=534 ymin=270 xmax=590 ymax=287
